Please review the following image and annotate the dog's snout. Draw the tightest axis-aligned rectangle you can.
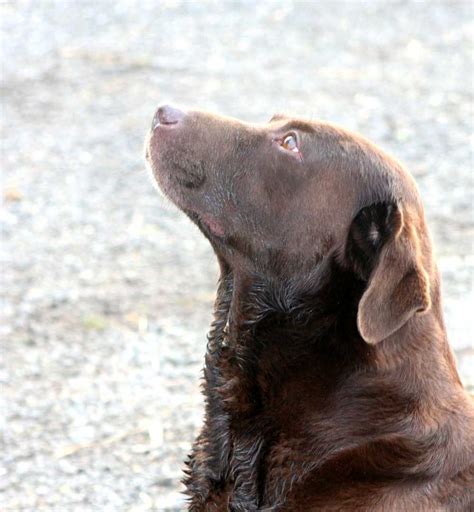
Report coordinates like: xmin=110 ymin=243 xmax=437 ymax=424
xmin=152 ymin=105 xmax=187 ymax=130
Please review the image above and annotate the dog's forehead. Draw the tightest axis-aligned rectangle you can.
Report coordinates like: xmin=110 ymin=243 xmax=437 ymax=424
xmin=267 ymin=114 xmax=318 ymax=132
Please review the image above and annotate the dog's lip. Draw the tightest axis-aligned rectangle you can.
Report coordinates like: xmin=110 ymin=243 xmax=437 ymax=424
xmin=201 ymin=214 xmax=225 ymax=238
xmin=186 ymin=210 xmax=225 ymax=239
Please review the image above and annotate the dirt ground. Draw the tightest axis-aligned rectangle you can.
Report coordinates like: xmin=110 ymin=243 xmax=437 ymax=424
xmin=1 ymin=1 xmax=473 ymax=510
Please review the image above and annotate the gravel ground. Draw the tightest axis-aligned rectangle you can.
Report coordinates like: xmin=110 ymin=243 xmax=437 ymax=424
xmin=1 ymin=1 xmax=473 ymax=510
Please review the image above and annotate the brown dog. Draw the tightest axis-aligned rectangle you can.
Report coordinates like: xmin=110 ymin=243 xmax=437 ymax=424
xmin=145 ymin=106 xmax=473 ymax=511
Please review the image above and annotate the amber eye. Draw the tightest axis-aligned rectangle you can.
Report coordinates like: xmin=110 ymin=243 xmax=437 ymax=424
xmin=281 ymin=134 xmax=298 ymax=152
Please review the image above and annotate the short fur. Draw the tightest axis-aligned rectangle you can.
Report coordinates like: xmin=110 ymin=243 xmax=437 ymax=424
xmin=146 ymin=106 xmax=474 ymax=511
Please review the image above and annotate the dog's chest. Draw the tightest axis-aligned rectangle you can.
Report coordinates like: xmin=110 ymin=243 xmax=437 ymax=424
xmin=255 ymin=335 xmax=338 ymax=415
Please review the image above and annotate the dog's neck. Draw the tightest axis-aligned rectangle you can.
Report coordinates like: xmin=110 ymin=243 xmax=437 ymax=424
xmin=214 ymin=260 xmax=367 ymax=357
xmin=209 ymin=260 xmax=465 ymax=407
xmin=200 ymin=260 xmax=473 ymax=503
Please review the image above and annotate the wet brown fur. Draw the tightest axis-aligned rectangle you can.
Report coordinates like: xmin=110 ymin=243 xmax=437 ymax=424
xmin=146 ymin=108 xmax=474 ymax=511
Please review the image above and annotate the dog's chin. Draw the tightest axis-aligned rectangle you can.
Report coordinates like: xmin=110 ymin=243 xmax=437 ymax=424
xmin=146 ymin=155 xmax=185 ymax=209
xmin=145 ymin=135 xmax=167 ymax=200
xmin=145 ymin=158 xmax=167 ymax=200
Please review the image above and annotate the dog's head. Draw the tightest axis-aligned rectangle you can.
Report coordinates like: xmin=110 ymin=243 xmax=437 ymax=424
xmin=146 ymin=106 xmax=433 ymax=344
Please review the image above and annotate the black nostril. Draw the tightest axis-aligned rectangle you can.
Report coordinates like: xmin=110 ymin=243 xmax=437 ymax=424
xmin=152 ymin=104 xmax=187 ymax=130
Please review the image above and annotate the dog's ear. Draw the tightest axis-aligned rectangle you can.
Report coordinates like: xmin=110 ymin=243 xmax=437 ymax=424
xmin=346 ymin=202 xmax=431 ymax=344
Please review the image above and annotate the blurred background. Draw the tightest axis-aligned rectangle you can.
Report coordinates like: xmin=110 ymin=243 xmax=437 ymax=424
xmin=1 ymin=1 xmax=473 ymax=510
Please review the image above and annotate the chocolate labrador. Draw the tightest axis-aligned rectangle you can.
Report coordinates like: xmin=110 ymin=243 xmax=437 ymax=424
xmin=145 ymin=106 xmax=474 ymax=511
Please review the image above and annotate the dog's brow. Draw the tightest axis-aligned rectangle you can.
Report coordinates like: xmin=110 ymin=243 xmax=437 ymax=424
xmin=281 ymin=120 xmax=316 ymax=134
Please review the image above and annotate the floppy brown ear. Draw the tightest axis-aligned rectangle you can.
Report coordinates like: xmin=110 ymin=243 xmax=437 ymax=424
xmin=269 ymin=113 xmax=290 ymax=122
xmin=349 ymin=203 xmax=431 ymax=344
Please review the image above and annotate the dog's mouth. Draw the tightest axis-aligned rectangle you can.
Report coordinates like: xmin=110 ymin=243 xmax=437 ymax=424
xmin=146 ymin=128 xmax=206 ymax=199
xmin=147 ymin=141 xmax=225 ymax=239
xmin=187 ymin=210 xmax=225 ymax=239
xmin=168 ymin=161 xmax=206 ymax=190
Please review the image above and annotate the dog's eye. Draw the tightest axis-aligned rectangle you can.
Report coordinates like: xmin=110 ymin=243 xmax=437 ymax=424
xmin=281 ymin=134 xmax=298 ymax=152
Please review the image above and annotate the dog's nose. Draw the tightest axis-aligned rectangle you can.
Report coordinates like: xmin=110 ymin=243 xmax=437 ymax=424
xmin=152 ymin=105 xmax=186 ymax=130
